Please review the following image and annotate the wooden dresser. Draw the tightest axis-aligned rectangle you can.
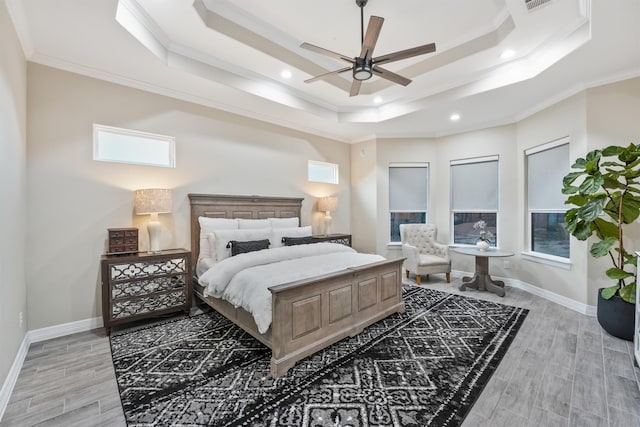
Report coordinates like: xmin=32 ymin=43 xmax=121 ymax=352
xmin=101 ymin=248 xmax=192 ymax=334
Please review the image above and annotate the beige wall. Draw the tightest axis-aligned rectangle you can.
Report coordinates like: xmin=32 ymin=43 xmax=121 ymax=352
xmin=350 ymin=139 xmax=377 ymax=253
xmin=26 ymin=64 xmax=350 ymax=329
xmin=0 ymin=0 xmax=28 ymax=392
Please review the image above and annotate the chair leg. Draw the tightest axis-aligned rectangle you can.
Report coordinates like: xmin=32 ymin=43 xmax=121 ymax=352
xmin=406 ymin=269 xmax=410 ymax=279
xmin=416 ymin=275 xmax=421 ymax=285
xmin=446 ymin=272 xmax=451 ymax=283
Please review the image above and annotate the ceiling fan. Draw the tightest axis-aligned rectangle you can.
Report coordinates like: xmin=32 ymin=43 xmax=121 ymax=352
xmin=301 ymin=0 xmax=436 ymax=97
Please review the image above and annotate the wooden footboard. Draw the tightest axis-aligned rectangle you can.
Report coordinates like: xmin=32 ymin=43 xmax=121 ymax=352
xmin=193 ymin=258 xmax=405 ymax=377
xmin=269 ymin=258 xmax=405 ymax=376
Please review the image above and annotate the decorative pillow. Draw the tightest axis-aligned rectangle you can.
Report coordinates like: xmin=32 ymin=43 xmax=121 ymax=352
xmin=213 ymin=228 xmax=272 ymax=261
xmin=228 ymin=239 xmax=270 ymax=256
xmin=282 ymin=236 xmax=317 ymax=246
xmin=270 ymin=226 xmax=313 ymax=248
xmin=269 ymin=217 xmax=299 ymax=228
xmin=238 ymin=218 xmax=271 ymax=229
xmin=198 ymin=217 xmax=238 ymax=260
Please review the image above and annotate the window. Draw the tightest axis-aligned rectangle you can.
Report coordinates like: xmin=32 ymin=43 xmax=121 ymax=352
xmin=451 ymin=157 xmax=499 ymax=245
xmin=308 ymin=160 xmax=339 ymax=184
xmin=526 ymin=139 xmax=570 ymax=258
xmin=389 ymin=164 xmax=428 ymax=243
xmin=93 ymin=124 xmax=175 ymax=168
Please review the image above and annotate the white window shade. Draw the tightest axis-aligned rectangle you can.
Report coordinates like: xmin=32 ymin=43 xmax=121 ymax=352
xmin=389 ymin=166 xmax=428 ymax=211
xmin=527 ymin=143 xmax=569 ymax=210
xmin=451 ymin=160 xmax=498 ymax=210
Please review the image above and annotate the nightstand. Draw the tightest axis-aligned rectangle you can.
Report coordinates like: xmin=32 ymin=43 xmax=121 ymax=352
xmin=312 ymin=233 xmax=352 ymax=247
xmin=101 ymin=248 xmax=192 ymax=334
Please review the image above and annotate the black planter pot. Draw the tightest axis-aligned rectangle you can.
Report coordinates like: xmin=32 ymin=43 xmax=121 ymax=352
xmin=596 ymin=288 xmax=635 ymax=341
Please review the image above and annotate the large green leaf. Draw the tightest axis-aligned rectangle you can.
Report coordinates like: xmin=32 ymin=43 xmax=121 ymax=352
xmin=600 ymin=285 xmax=620 ymax=299
xmin=620 ymin=195 xmax=640 ymax=223
xmin=585 ymin=150 xmax=602 ymax=169
xmin=593 ymin=218 xmax=618 ymax=239
xmin=579 ymin=175 xmax=604 ymax=195
xmin=571 ymin=157 xmax=586 ymax=169
xmin=564 ymin=194 xmax=587 ymax=207
xmin=590 ymin=237 xmax=617 ymax=257
xmin=577 ymin=198 xmax=604 ymax=222
xmin=619 ymin=282 xmax=636 ymax=304
xmin=562 ymin=186 xmax=579 ymax=195
xmin=571 ymin=221 xmax=592 ymax=240
xmin=605 ymin=267 xmax=634 ymax=280
xmin=562 ymin=171 xmax=584 ymax=187
xmin=602 ymin=145 xmax=622 ymax=157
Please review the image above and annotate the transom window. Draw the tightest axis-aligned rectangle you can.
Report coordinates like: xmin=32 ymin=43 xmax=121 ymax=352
xmin=308 ymin=160 xmax=339 ymax=184
xmin=93 ymin=124 xmax=175 ymax=168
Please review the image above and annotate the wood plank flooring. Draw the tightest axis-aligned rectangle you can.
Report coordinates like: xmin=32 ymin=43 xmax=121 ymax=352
xmin=1 ymin=275 xmax=639 ymax=426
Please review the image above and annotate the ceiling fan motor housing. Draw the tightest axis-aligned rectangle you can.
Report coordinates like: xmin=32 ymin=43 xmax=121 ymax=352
xmin=353 ymin=57 xmax=373 ymax=80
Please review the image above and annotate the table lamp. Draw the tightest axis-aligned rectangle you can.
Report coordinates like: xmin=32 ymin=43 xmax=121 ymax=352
xmin=317 ymin=196 xmax=338 ymax=236
xmin=134 ymin=188 xmax=172 ymax=253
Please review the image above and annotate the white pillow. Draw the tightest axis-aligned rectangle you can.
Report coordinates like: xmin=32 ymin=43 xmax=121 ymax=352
xmin=213 ymin=228 xmax=272 ymax=261
xmin=269 ymin=217 xmax=299 ymax=228
xmin=198 ymin=217 xmax=239 ymax=260
xmin=238 ymin=218 xmax=271 ymax=229
xmin=270 ymin=226 xmax=313 ymax=248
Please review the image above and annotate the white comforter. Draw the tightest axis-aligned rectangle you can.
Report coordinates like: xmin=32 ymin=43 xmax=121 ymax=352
xmin=198 ymin=243 xmax=385 ymax=333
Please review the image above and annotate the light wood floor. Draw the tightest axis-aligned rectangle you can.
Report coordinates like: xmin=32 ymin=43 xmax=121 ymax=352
xmin=1 ymin=275 xmax=639 ymax=427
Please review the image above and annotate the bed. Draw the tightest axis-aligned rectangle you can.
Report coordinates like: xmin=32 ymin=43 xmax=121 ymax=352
xmin=189 ymin=193 xmax=405 ymax=377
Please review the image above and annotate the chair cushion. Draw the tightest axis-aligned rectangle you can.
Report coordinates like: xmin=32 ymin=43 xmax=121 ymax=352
xmin=417 ymin=253 xmax=450 ymax=267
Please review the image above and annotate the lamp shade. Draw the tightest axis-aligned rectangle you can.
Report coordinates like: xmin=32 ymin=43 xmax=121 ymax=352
xmin=134 ymin=189 xmax=172 ymax=215
xmin=317 ymin=196 xmax=338 ymax=212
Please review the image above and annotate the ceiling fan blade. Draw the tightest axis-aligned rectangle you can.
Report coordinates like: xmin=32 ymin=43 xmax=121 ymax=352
xmin=300 ymin=42 xmax=354 ymax=64
xmin=373 ymin=42 xmax=436 ymax=66
xmin=372 ymin=66 xmax=412 ymax=86
xmin=349 ymin=79 xmax=362 ymax=97
xmin=360 ymin=16 xmax=384 ymax=59
xmin=304 ymin=66 xmax=352 ymax=84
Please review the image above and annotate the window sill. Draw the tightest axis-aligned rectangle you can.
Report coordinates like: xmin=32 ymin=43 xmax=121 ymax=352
xmin=387 ymin=242 xmax=402 ymax=248
xmin=521 ymin=251 xmax=571 ymax=270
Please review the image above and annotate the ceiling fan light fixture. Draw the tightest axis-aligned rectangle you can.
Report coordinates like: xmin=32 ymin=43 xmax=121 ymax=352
xmin=353 ymin=57 xmax=373 ymax=81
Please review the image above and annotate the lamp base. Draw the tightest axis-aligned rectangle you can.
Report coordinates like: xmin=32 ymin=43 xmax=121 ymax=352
xmin=324 ymin=213 xmax=333 ymax=236
xmin=147 ymin=220 xmax=162 ymax=253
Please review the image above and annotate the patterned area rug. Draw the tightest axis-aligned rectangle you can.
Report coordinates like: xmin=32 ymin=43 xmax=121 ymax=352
xmin=110 ymin=286 xmax=528 ymax=426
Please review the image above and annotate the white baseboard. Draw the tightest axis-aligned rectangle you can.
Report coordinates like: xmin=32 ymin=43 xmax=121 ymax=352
xmin=0 ymin=316 xmax=103 ymax=421
xmin=506 ymin=277 xmax=596 ymax=316
xmin=0 ymin=334 xmax=30 ymax=422
xmin=27 ymin=316 xmax=103 ymax=343
xmin=451 ymin=269 xmax=596 ymax=316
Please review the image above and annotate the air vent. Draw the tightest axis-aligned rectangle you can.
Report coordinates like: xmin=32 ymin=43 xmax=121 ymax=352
xmin=525 ymin=0 xmax=553 ymax=11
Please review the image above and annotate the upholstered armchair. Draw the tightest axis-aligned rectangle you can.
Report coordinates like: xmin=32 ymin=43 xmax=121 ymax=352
xmin=400 ymin=223 xmax=451 ymax=284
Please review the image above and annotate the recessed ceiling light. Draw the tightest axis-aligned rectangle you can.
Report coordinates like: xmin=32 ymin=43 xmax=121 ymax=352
xmin=373 ymin=96 xmax=383 ymax=104
xmin=280 ymin=70 xmax=292 ymax=79
xmin=500 ymin=49 xmax=516 ymax=60
xmin=450 ymin=113 xmax=461 ymax=121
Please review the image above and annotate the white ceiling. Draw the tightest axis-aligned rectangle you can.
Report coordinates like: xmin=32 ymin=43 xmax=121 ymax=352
xmin=6 ymin=0 xmax=640 ymax=142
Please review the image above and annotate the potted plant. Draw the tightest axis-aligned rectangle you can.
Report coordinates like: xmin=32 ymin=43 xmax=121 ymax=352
xmin=562 ymin=142 xmax=639 ymax=340
xmin=473 ymin=220 xmax=494 ymax=251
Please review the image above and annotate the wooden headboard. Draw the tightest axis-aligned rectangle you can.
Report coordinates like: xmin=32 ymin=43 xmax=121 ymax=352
xmin=188 ymin=194 xmax=304 ymax=266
